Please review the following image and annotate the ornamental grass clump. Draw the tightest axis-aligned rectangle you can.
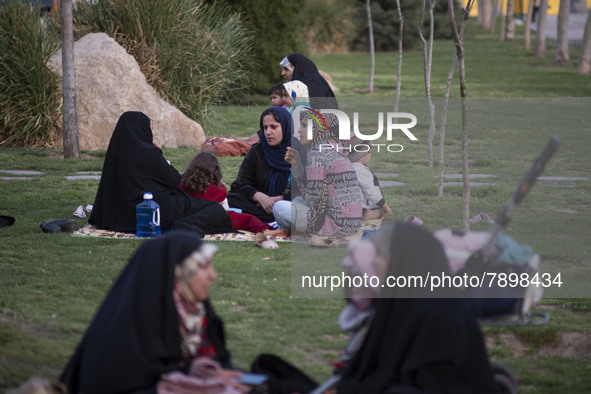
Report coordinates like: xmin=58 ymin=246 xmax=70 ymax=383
xmin=0 ymin=1 xmax=61 ymax=148
xmin=73 ymin=0 xmax=254 ymax=119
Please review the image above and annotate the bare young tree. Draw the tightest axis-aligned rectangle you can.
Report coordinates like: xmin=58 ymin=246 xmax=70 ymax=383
xmin=394 ymin=0 xmax=404 ymax=113
xmin=367 ymin=0 xmax=375 ymax=93
xmin=499 ymin=0 xmax=506 ymax=40
xmin=505 ymin=0 xmax=516 ymax=41
xmin=448 ymin=0 xmax=476 ymax=230
xmin=554 ymin=0 xmax=571 ymax=65
xmin=60 ymin=0 xmax=80 ymax=159
xmin=535 ymin=0 xmax=550 ymax=57
xmin=419 ymin=0 xmax=437 ymax=168
xmin=578 ymin=7 xmax=591 ymax=75
xmin=525 ymin=0 xmax=535 ymax=51
xmin=438 ymin=1 xmax=474 ymax=198
xmin=491 ymin=0 xmax=501 ymax=34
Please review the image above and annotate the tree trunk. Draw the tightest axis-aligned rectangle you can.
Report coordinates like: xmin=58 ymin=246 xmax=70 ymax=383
xmin=535 ymin=0 xmax=550 ymax=57
xmin=525 ymin=0 xmax=535 ymax=51
xmin=491 ymin=0 xmax=500 ymax=34
xmin=448 ymin=0 xmax=475 ymax=230
xmin=394 ymin=0 xmax=404 ymax=113
xmin=505 ymin=0 xmax=516 ymax=41
xmin=419 ymin=0 xmax=437 ymax=168
xmin=438 ymin=2 xmax=472 ymax=198
xmin=480 ymin=0 xmax=494 ymax=30
xmin=500 ymin=0 xmax=506 ymax=40
xmin=554 ymin=0 xmax=571 ymax=65
xmin=367 ymin=0 xmax=375 ymax=93
xmin=60 ymin=0 xmax=80 ymax=159
xmin=478 ymin=0 xmax=483 ymax=25
xmin=577 ymin=7 xmax=591 ymax=75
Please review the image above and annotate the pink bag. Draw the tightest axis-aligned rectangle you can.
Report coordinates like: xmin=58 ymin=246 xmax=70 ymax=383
xmin=157 ymin=357 xmax=241 ymax=394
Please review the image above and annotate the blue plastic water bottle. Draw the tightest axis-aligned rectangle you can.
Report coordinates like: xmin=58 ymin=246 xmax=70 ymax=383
xmin=136 ymin=192 xmax=161 ymax=238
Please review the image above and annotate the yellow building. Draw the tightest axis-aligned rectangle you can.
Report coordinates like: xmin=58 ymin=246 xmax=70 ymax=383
xmin=464 ymin=0 xmax=591 ymax=16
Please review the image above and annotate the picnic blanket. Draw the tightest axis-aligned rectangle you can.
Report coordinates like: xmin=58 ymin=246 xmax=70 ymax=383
xmin=71 ymin=219 xmax=383 ymax=244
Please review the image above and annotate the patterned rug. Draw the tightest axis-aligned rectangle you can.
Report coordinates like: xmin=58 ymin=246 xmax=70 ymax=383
xmin=71 ymin=219 xmax=383 ymax=245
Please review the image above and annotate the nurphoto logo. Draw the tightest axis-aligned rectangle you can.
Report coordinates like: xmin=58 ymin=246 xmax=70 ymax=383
xmin=304 ymin=108 xmax=418 ymax=154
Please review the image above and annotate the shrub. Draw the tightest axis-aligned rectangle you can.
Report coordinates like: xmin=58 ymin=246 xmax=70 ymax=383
xmin=349 ymin=0 xmax=462 ymax=51
xmin=71 ymin=0 xmax=254 ymax=118
xmin=299 ymin=0 xmax=356 ymax=55
xmin=0 ymin=0 xmax=61 ymax=147
xmin=213 ymin=0 xmax=308 ymax=93
xmin=216 ymin=0 xmax=356 ymax=93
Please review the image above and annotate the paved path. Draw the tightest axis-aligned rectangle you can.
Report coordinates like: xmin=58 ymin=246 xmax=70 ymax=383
xmin=2 ymin=169 xmax=588 ymax=188
xmin=530 ymin=11 xmax=589 ymax=45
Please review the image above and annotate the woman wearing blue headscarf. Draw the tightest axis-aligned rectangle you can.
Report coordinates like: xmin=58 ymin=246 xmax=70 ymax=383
xmin=227 ymin=106 xmax=292 ymax=223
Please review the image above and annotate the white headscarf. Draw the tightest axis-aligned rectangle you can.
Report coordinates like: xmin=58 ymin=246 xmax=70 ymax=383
xmin=283 ymin=80 xmax=310 ymax=138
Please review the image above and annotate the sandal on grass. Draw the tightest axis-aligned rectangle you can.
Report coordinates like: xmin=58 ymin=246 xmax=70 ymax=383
xmin=309 ymin=234 xmax=339 ymax=248
xmin=263 ymin=228 xmax=291 ymax=238
xmin=255 ymin=232 xmax=278 ymax=250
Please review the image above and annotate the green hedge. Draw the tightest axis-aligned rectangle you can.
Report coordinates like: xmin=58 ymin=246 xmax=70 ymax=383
xmin=71 ymin=0 xmax=255 ymax=118
xmin=0 ymin=1 xmax=61 ymax=147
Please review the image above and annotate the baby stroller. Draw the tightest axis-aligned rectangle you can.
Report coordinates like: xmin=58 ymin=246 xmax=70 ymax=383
xmin=436 ymin=136 xmax=560 ymax=392
xmin=311 ymin=136 xmax=560 ymax=394
xmin=437 ymin=135 xmax=560 ymax=326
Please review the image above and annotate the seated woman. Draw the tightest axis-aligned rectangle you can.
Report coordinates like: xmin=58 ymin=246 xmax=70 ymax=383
xmin=279 ymin=53 xmax=338 ymax=110
xmin=88 ymin=111 xmax=232 ymax=236
xmin=60 ymin=232 xmax=246 ymax=394
xmin=331 ymin=222 xmax=498 ymax=393
xmin=272 ymin=111 xmax=362 ymax=237
xmin=227 ymin=106 xmax=292 ymax=223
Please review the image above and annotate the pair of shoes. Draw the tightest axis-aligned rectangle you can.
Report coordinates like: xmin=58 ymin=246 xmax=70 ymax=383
xmin=263 ymin=228 xmax=291 ymax=238
xmin=309 ymin=234 xmax=339 ymax=248
xmin=254 ymin=232 xmax=279 ymax=249
xmin=404 ymin=215 xmax=423 ymax=226
xmin=40 ymin=219 xmax=80 ymax=233
xmin=0 ymin=215 xmax=15 ymax=229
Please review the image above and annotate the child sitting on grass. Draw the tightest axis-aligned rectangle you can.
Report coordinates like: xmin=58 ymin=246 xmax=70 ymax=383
xmin=267 ymin=82 xmax=289 ymax=108
xmin=180 ymin=152 xmax=278 ymax=248
xmin=346 ymin=137 xmax=393 ymax=221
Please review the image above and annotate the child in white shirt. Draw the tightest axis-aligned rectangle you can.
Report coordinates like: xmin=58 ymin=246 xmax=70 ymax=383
xmin=347 ymin=138 xmax=393 ymax=221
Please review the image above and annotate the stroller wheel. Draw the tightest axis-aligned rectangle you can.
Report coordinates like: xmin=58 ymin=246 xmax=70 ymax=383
xmin=491 ymin=362 xmax=517 ymax=394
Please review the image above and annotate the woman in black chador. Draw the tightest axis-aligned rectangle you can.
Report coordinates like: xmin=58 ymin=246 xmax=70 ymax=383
xmin=88 ymin=111 xmax=231 ymax=235
xmin=60 ymin=232 xmax=244 ymax=394
xmin=334 ymin=222 xmax=498 ymax=393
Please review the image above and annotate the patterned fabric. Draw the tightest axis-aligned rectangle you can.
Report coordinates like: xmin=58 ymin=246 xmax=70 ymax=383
xmin=300 ymin=111 xmax=339 ymax=145
xmin=173 ymin=275 xmax=206 ymax=360
xmin=294 ymin=141 xmax=363 ymax=237
xmin=279 ymin=56 xmax=294 ymax=72
xmin=284 ymin=80 xmax=310 ymax=138
xmin=283 ymin=80 xmax=310 ymax=111
xmin=293 ymin=111 xmax=362 ymax=236
xmin=72 ymin=220 xmax=382 ymax=243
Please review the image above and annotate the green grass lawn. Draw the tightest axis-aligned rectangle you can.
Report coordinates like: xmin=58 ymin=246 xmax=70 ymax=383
xmin=1 ymin=20 xmax=590 ymax=392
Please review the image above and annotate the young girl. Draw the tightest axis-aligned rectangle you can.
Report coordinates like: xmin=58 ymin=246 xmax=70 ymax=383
xmin=180 ymin=152 xmax=278 ymax=248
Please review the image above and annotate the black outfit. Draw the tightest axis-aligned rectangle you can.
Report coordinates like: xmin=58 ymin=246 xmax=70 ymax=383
xmin=287 ymin=53 xmax=338 ymax=110
xmin=250 ymin=353 xmax=317 ymax=394
xmin=228 ymin=106 xmax=292 ymax=223
xmin=228 ymin=144 xmax=290 ymax=223
xmin=336 ymin=223 xmax=498 ymax=394
xmin=88 ymin=111 xmax=231 ymax=235
xmin=60 ymin=232 xmax=231 ymax=394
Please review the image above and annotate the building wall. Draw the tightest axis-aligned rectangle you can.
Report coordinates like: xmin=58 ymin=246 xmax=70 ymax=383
xmin=464 ymin=0 xmax=590 ymax=16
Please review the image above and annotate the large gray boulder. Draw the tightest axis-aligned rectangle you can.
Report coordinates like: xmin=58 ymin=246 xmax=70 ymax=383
xmin=48 ymin=32 xmax=205 ymax=151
